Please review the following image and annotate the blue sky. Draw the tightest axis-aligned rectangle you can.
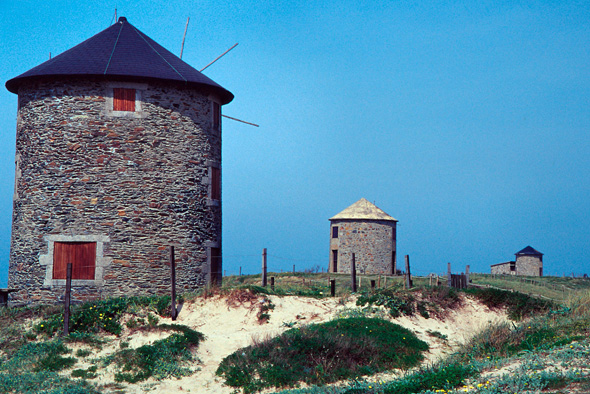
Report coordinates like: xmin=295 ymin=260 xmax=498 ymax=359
xmin=1 ymin=1 xmax=589 ymax=285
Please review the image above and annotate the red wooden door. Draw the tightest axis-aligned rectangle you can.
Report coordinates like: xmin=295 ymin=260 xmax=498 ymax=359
xmin=53 ymin=242 xmax=96 ymax=280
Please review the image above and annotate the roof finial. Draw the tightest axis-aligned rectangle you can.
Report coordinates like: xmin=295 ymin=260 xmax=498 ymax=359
xmin=118 ymin=16 xmax=127 ymax=23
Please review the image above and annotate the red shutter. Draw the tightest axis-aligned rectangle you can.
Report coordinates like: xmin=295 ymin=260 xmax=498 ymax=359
xmin=113 ymin=88 xmax=136 ymax=112
xmin=53 ymin=242 xmax=96 ymax=280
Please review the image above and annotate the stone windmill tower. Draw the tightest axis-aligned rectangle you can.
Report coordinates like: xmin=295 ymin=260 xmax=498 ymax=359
xmin=5 ymin=17 xmax=233 ymax=304
xmin=329 ymin=198 xmax=398 ymax=275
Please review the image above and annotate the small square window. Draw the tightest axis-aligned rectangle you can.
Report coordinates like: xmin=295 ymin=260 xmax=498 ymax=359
xmin=113 ymin=88 xmax=136 ymax=112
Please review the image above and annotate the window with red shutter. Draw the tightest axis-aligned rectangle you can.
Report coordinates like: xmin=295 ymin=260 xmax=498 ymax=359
xmin=113 ymin=88 xmax=136 ymax=112
xmin=53 ymin=242 xmax=96 ymax=280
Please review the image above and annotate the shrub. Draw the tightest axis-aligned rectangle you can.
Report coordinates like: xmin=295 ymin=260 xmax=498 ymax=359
xmin=382 ymin=362 xmax=477 ymax=394
xmin=0 ymin=371 xmax=101 ymax=394
xmin=71 ymin=365 xmax=98 ymax=379
xmin=464 ymin=287 xmax=555 ymax=320
xmin=110 ymin=324 xmax=204 ymax=383
xmin=356 ymin=290 xmax=415 ymax=318
xmin=34 ymin=294 xmax=181 ymax=337
xmin=4 ymin=340 xmax=76 ymax=373
xmin=216 ymin=317 xmax=429 ymax=392
xmin=460 ymin=318 xmax=586 ymax=360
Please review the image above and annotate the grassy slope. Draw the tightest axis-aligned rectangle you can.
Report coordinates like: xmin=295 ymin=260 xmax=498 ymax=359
xmin=1 ymin=273 xmax=589 ymax=393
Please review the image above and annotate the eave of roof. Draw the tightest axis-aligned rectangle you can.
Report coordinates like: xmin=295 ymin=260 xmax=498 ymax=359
xmin=490 ymin=261 xmax=515 ymax=267
xmin=5 ymin=17 xmax=233 ymax=104
xmin=515 ymin=246 xmax=543 ymax=256
xmin=330 ymin=198 xmax=397 ymax=222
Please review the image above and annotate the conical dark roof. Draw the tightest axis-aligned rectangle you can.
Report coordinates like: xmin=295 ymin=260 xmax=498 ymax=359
xmin=5 ymin=17 xmax=233 ymax=104
xmin=515 ymin=246 xmax=543 ymax=256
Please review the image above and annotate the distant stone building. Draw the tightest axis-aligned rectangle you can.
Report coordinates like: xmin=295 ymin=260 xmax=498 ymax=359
xmin=491 ymin=246 xmax=543 ymax=276
xmin=329 ymin=198 xmax=397 ymax=275
xmin=5 ymin=17 xmax=233 ymax=304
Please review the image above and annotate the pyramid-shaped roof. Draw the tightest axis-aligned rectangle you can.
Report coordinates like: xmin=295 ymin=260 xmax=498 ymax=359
xmin=5 ymin=17 xmax=233 ymax=104
xmin=330 ymin=198 xmax=398 ymax=222
xmin=515 ymin=246 xmax=543 ymax=256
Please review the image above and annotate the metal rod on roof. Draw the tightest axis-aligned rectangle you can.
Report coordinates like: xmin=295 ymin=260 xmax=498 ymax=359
xmin=222 ymin=114 xmax=259 ymax=127
xmin=200 ymin=43 xmax=238 ymax=72
xmin=180 ymin=17 xmax=190 ymax=60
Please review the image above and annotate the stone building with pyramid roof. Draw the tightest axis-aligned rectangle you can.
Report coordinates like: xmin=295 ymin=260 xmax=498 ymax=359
xmin=329 ymin=198 xmax=398 ymax=275
xmin=491 ymin=246 xmax=544 ymax=276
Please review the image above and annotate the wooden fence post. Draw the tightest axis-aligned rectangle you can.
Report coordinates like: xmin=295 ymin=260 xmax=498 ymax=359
xmin=405 ymin=255 xmax=412 ymax=289
xmin=262 ymin=248 xmax=267 ymax=287
xmin=239 ymin=266 xmax=242 ymax=276
xmin=465 ymin=265 xmax=470 ymax=287
xmin=270 ymin=276 xmax=275 ymax=291
xmin=63 ymin=263 xmax=72 ymax=336
xmin=351 ymin=253 xmax=357 ymax=292
xmin=170 ymin=246 xmax=177 ymax=320
xmin=377 ymin=275 xmax=381 ymax=288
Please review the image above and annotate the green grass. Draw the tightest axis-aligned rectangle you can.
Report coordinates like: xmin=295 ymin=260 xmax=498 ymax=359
xmin=221 ymin=272 xmax=439 ymax=298
xmin=463 ymin=287 xmax=556 ymax=320
xmin=34 ymin=294 xmax=182 ymax=337
xmin=0 ymin=295 xmax=203 ymax=393
xmin=0 ymin=338 xmax=99 ymax=394
xmin=107 ymin=324 xmax=204 ymax=383
xmin=0 ymin=371 xmax=101 ymax=394
xmin=355 ymin=286 xmax=461 ymax=319
xmin=216 ymin=317 xmax=429 ymax=393
xmin=2 ymin=274 xmax=589 ymax=394
xmin=470 ymin=273 xmax=590 ymax=302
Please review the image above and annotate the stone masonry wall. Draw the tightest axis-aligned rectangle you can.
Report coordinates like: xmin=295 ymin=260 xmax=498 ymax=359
xmin=490 ymin=263 xmax=513 ymax=275
xmin=8 ymin=79 xmax=221 ymax=304
xmin=329 ymin=220 xmax=396 ymax=275
xmin=516 ymin=255 xmax=543 ymax=276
